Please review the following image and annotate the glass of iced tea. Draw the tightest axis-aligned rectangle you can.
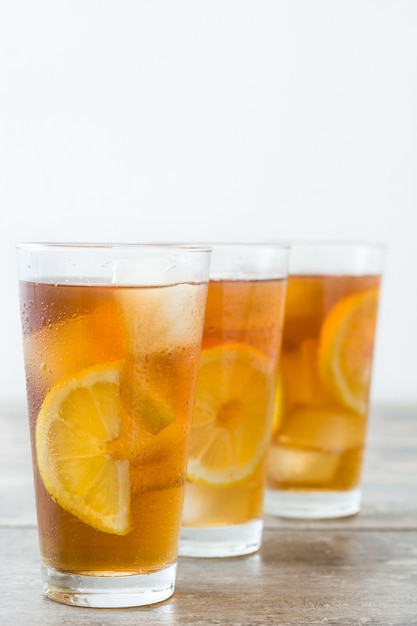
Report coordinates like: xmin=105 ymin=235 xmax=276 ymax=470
xmin=264 ymin=241 xmax=385 ymax=519
xmin=16 ymin=242 xmax=211 ymax=607
xmin=179 ymin=243 xmax=289 ymax=557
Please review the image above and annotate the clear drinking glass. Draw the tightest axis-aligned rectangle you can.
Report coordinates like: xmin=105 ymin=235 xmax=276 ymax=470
xmin=16 ymin=243 xmax=211 ymax=607
xmin=264 ymin=241 xmax=385 ymax=519
xmin=179 ymin=243 xmax=289 ymax=557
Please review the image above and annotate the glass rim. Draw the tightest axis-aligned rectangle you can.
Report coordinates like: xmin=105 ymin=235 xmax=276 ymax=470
xmin=186 ymin=241 xmax=291 ymax=249
xmin=278 ymin=239 xmax=387 ymax=251
xmin=282 ymin=239 xmax=385 ymax=276
xmin=15 ymin=242 xmax=212 ymax=253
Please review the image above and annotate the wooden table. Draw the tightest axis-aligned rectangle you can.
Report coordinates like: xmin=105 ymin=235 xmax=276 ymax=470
xmin=1 ymin=401 xmax=416 ymax=625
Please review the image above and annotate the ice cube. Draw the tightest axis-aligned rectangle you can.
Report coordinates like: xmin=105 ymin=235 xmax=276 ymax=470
xmin=23 ymin=315 xmax=91 ymax=393
xmin=113 ymin=256 xmax=206 ymax=352
xmin=112 ymin=258 xmax=182 ymax=287
xmin=181 ymin=481 xmax=213 ymax=525
xmin=267 ymin=444 xmax=339 ymax=486
xmin=116 ymin=283 xmax=206 ymax=353
xmin=23 ymin=305 xmax=125 ymax=394
xmin=182 ymin=481 xmax=255 ymax=526
xmin=281 ymin=340 xmax=333 ymax=408
xmin=279 ymin=407 xmax=366 ymax=451
xmin=112 ymin=256 xmax=201 ymax=287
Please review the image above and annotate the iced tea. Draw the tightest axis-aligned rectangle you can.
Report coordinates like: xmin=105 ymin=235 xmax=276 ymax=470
xmin=181 ymin=273 xmax=287 ymax=555
xmin=266 ymin=273 xmax=381 ymax=508
xmin=17 ymin=243 xmax=210 ymax=607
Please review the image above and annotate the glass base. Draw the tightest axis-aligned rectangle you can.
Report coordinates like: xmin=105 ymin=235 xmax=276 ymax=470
xmin=41 ymin=562 xmax=176 ymax=608
xmin=179 ymin=519 xmax=263 ymax=558
xmin=264 ymin=487 xmax=361 ymax=519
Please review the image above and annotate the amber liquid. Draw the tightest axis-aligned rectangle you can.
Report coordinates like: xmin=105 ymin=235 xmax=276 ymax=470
xmin=20 ymin=279 xmax=206 ymax=574
xmin=182 ymin=279 xmax=286 ymax=527
xmin=267 ymin=274 xmax=381 ymax=493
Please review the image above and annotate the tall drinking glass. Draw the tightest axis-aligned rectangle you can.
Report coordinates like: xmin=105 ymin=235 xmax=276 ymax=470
xmin=16 ymin=243 xmax=211 ymax=607
xmin=264 ymin=241 xmax=385 ymax=519
xmin=179 ymin=243 xmax=289 ymax=557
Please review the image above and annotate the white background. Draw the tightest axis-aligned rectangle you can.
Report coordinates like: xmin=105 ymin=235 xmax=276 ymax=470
xmin=1 ymin=1 xmax=416 ymax=404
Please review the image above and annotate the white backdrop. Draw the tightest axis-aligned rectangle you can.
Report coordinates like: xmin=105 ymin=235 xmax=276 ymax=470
xmin=1 ymin=1 xmax=416 ymax=404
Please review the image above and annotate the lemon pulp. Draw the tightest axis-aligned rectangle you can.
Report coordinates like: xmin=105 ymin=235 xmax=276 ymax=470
xmin=318 ymin=289 xmax=379 ymax=414
xmin=187 ymin=343 xmax=274 ymax=487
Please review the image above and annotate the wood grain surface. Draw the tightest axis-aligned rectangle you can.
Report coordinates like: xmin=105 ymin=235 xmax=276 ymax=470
xmin=0 ymin=402 xmax=416 ymax=625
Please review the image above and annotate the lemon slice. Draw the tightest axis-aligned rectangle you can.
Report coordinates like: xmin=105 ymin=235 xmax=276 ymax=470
xmin=187 ymin=343 xmax=274 ymax=487
xmin=318 ymin=289 xmax=379 ymax=414
xmin=36 ymin=361 xmax=132 ymax=535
